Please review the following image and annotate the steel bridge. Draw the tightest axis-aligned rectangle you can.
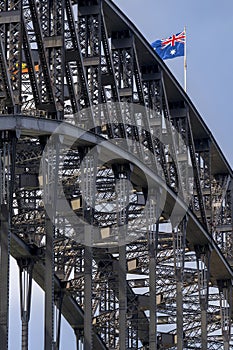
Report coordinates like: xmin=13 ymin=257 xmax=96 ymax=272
xmin=0 ymin=0 xmax=232 ymax=349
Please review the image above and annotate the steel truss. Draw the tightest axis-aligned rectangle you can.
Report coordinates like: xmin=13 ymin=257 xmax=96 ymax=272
xmin=0 ymin=0 xmax=232 ymax=349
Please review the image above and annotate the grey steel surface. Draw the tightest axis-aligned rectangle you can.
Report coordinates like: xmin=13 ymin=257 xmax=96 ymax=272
xmin=0 ymin=0 xmax=232 ymax=349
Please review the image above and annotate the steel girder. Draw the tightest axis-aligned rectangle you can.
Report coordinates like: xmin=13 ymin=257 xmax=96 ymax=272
xmin=0 ymin=0 xmax=232 ymax=349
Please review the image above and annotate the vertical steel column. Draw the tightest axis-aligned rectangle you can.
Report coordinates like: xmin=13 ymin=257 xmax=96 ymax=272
xmin=82 ymin=149 xmax=96 ymax=349
xmin=117 ymin=165 xmax=130 ymax=349
xmin=195 ymin=245 xmax=210 ymax=350
xmin=54 ymin=291 xmax=63 ymax=350
xmin=149 ymin=252 xmax=156 ymax=350
xmin=194 ymin=139 xmax=211 ymax=230
xmin=173 ymin=217 xmax=186 ymax=350
xmin=74 ymin=327 xmax=83 ymax=350
xmin=119 ymin=243 xmax=127 ymax=349
xmin=84 ymin=242 xmax=93 ymax=348
xmin=147 ymin=193 xmax=159 ymax=350
xmin=78 ymin=0 xmax=102 ymax=115
xmin=44 ymin=215 xmax=55 ymax=350
xmin=75 ymin=330 xmax=79 ymax=350
xmin=218 ymin=279 xmax=232 ymax=350
xmin=18 ymin=258 xmax=34 ymax=350
xmin=8 ymin=0 xmax=23 ymax=112
xmin=28 ymin=0 xmax=57 ymax=115
xmin=186 ymin=108 xmax=208 ymax=228
xmin=48 ymin=0 xmax=65 ymax=119
xmin=176 ymin=271 xmax=183 ymax=350
xmin=0 ymin=132 xmax=15 ymax=350
xmin=65 ymin=0 xmax=92 ymax=115
xmin=0 ymin=204 xmax=9 ymax=350
xmin=149 ymin=238 xmax=158 ymax=350
xmin=42 ymin=137 xmax=59 ymax=349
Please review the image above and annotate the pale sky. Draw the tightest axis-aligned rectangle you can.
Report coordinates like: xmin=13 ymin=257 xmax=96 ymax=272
xmin=9 ymin=1 xmax=233 ymax=349
xmin=114 ymin=0 xmax=233 ymax=167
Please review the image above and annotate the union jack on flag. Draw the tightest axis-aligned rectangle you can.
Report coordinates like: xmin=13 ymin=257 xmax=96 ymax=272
xmin=151 ymin=31 xmax=186 ymax=60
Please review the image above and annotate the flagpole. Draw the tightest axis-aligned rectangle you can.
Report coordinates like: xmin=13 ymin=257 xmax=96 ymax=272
xmin=184 ymin=26 xmax=187 ymax=92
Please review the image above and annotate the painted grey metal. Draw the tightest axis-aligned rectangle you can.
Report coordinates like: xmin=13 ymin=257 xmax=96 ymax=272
xmin=0 ymin=0 xmax=232 ymax=348
xmin=84 ymin=245 xmax=93 ymax=349
xmin=44 ymin=215 xmax=55 ymax=349
xmin=0 ymin=204 xmax=9 ymax=350
xmin=119 ymin=244 xmax=127 ymax=348
xmin=18 ymin=258 xmax=34 ymax=350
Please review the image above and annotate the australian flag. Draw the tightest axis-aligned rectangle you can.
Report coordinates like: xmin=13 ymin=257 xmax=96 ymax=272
xmin=151 ymin=31 xmax=185 ymax=60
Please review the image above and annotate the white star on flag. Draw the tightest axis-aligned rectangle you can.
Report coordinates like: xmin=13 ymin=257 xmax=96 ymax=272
xmin=170 ymin=49 xmax=176 ymax=55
